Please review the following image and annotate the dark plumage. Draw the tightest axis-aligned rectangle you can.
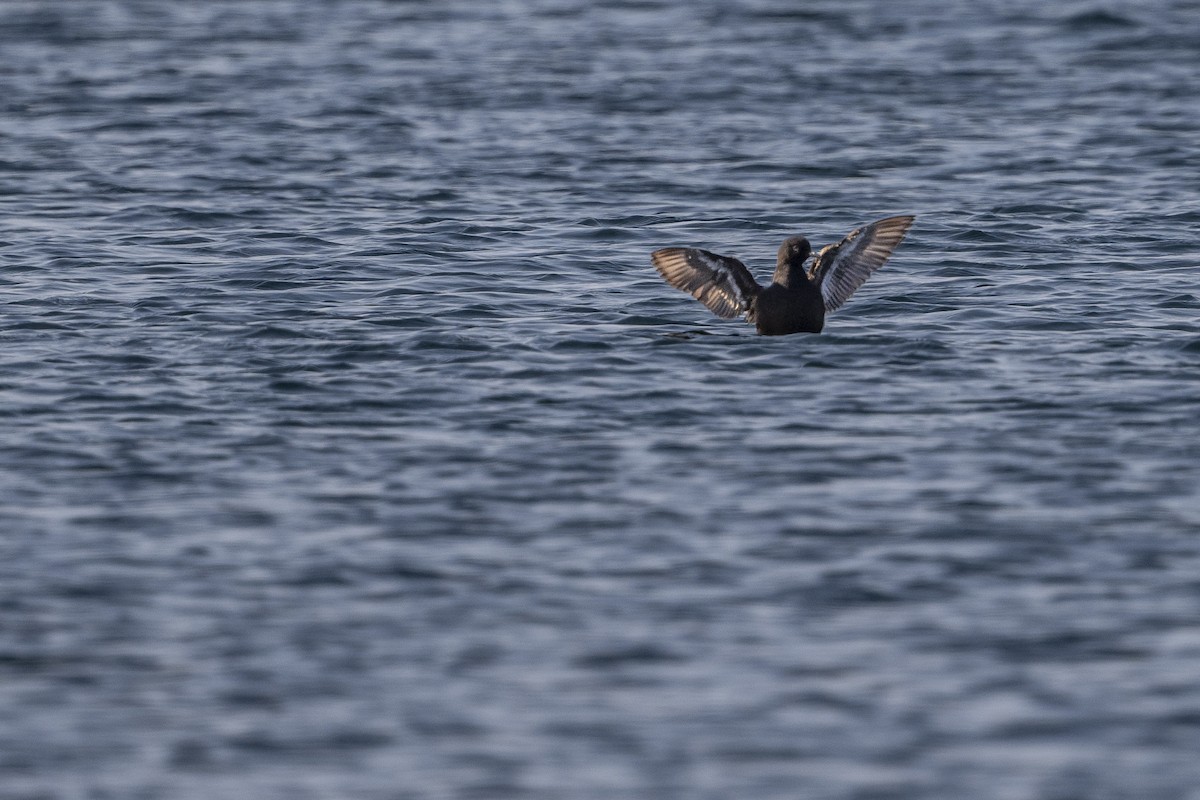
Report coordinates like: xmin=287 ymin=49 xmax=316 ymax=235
xmin=651 ymin=215 xmax=915 ymax=335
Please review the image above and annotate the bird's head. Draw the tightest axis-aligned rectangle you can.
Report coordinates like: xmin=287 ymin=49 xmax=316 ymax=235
xmin=777 ymin=236 xmax=811 ymax=267
xmin=773 ymin=236 xmax=812 ymax=286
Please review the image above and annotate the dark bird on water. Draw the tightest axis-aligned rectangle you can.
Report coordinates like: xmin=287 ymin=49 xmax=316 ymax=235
xmin=651 ymin=215 xmax=915 ymax=335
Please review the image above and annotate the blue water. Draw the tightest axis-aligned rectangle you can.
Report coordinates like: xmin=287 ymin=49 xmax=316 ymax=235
xmin=3 ymin=1 xmax=1200 ymax=798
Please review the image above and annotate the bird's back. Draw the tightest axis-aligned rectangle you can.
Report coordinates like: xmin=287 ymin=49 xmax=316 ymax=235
xmin=748 ymin=281 xmax=825 ymax=335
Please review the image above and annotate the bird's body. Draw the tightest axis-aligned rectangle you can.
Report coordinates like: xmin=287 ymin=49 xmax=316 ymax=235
xmin=651 ymin=215 xmax=915 ymax=335
xmin=748 ymin=280 xmax=826 ymax=335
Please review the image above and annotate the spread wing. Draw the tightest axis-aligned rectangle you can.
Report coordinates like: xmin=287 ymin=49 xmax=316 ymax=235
xmin=808 ymin=215 xmax=915 ymax=313
xmin=651 ymin=247 xmax=762 ymax=319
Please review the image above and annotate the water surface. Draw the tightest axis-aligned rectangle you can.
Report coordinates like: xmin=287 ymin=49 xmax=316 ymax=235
xmin=3 ymin=1 xmax=1200 ymax=798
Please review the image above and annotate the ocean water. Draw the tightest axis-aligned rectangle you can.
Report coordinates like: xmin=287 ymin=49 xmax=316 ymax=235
xmin=2 ymin=1 xmax=1200 ymax=798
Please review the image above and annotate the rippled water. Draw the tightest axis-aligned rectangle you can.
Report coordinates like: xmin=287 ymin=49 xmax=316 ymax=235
xmin=3 ymin=1 xmax=1200 ymax=798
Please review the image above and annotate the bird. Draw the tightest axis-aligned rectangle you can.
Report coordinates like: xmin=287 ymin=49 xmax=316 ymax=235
xmin=651 ymin=215 xmax=915 ymax=335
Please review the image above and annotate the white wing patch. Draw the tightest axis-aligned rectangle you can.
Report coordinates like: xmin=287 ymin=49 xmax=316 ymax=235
xmin=651 ymin=247 xmax=761 ymax=319
xmin=809 ymin=215 xmax=915 ymax=314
